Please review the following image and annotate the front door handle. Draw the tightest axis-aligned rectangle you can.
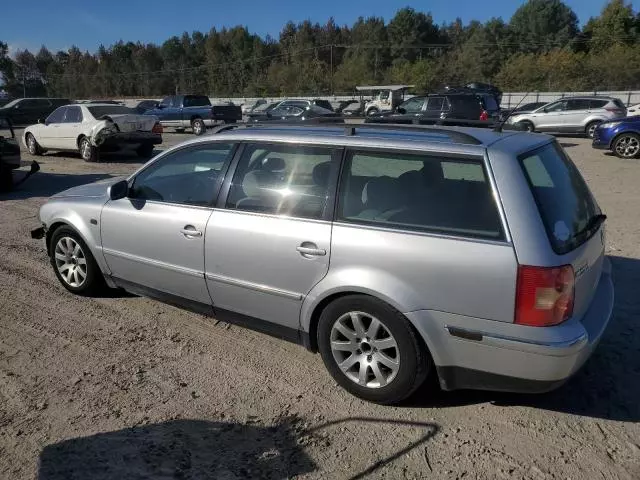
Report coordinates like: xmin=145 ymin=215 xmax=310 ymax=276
xmin=180 ymin=226 xmax=202 ymax=237
xmin=296 ymin=245 xmax=326 ymax=256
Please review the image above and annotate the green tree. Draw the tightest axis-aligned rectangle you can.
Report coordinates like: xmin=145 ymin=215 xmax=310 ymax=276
xmin=387 ymin=7 xmax=441 ymax=62
xmin=510 ymin=0 xmax=579 ymax=53
xmin=583 ymin=0 xmax=638 ymax=52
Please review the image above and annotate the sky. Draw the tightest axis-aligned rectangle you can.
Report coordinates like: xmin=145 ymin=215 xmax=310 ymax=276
xmin=3 ymin=0 xmax=638 ymax=55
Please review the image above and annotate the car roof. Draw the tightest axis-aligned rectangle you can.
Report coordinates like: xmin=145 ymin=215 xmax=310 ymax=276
xmin=177 ymin=124 xmax=553 ymax=157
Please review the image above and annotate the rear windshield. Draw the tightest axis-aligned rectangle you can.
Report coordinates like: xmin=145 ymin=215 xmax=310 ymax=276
xmin=481 ymin=95 xmax=499 ymax=111
xmin=184 ymin=95 xmax=211 ymax=107
xmin=519 ymin=142 xmax=600 ymax=254
xmin=88 ymin=106 xmax=134 ymax=117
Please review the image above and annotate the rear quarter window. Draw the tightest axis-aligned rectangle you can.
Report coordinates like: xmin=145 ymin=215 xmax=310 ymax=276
xmin=338 ymin=151 xmax=504 ymax=240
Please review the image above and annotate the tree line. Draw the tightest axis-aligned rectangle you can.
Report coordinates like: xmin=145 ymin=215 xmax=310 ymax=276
xmin=1 ymin=0 xmax=639 ymax=99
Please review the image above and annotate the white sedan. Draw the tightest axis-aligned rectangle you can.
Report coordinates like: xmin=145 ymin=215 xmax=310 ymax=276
xmin=23 ymin=103 xmax=163 ymax=162
xmin=627 ymin=103 xmax=640 ymax=116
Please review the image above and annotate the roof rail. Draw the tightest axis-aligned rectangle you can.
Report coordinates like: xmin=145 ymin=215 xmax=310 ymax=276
xmin=209 ymin=121 xmax=486 ymax=145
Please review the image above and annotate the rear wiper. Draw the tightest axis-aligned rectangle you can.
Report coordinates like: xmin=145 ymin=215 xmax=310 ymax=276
xmin=574 ymin=214 xmax=607 ymax=240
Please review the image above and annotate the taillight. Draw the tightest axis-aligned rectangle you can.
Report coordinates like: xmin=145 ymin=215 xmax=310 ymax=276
xmin=479 ymin=110 xmax=489 ymax=121
xmin=605 ymin=107 xmax=624 ymax=115
xmin=152 ymin=122 xmax=163 ymax=134
xmin=515 ymin=265 xmax=574 ymax=327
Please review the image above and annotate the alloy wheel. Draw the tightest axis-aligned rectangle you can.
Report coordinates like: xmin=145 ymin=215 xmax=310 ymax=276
xmin=80 ymin=139 xmax=92 ymax=160
xmin=193 ymin=121 xmax=203 ymax=135
xmin=27 ymin=135 xmax=37 ymax=155
xmin=54 ymin=237 xmax=87 ymax=288
xmin=587 ymin=123 xmax=599 ymax=138
xmin=330 ymin=311 xmax=400 ymax=388
xmin=615 ymin=135 xmax=640 ymax=158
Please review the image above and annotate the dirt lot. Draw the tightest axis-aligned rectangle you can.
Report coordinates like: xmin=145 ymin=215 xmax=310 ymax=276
xmin=0 ymin=130 xmax=639 ymax=480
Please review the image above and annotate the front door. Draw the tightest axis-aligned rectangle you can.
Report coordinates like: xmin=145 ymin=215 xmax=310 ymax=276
xmin=100 ymin=141 xmax=237 ymax=306
xmin=205 ymin=142 xmax=341 ymax=334
xmin=57 ymin=105 xmax=84 ymax=150
xmin=38 ymin=106 xmax=67 ymax=149
xmin=534 ymin=100 xmax=568 ymax=131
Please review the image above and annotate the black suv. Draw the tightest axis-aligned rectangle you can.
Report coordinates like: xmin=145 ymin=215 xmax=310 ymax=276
xmin=0 ymin=98 xmax=72 ymax=127
xmin=366 ymin=92 xmax=500 ymax=126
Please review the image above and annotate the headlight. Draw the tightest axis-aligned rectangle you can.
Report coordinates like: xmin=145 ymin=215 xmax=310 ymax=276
xmin=602 ymin=121 xmax=621 ymax=129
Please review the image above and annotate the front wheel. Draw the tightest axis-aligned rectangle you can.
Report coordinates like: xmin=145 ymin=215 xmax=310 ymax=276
xmin=78 ymin=137 xmax=98 ymax=162
xmin=26 ymin=133 xmax=43 ymax=156
xmin=49 ymin=226 xmax=105 ymax=295
xmin=613 ymin=133 xmax=640 ymax=159
xmin=366 ymin=108 xmax=380 ymax=117
xmin=317 ymin=295 xmax=430 ymax=404
xmin=586 ymin=121 xmax=601 ymax=139
xmin=191 ymin=118 xmax=206 ymax=136
xmin=517 ymin=120 xmax=535 ymax=133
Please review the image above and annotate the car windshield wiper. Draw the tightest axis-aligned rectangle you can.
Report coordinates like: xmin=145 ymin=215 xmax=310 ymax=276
xmin=572 ymin=213 xmax=607 ymax=242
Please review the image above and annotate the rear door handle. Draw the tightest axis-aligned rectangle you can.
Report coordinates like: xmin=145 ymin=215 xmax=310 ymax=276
xmin=296 ymin=245 xmax=326 ymax=256
xmin=180 ymin=226 xmax=202 ymax=237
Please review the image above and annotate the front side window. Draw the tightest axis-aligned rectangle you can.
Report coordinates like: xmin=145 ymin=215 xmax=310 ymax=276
xmin=426 ymin=97 xmax=445 ymax=111
xmin=63 ymin=106 xmax=83 ymax=123
xmin=129 ymin=143 xmax=236 ymax=206
xmin=46 ymin=107 xmax=66 ymax=124
xmin=338 ymin=150 xmax=503 ymax=240
xmin=184 ymin=95 xmax=211 ymax=107
xmin=399 ymin=97 xmax=425 ymax=113
xmin=226 ymin=143 xmax=340 ymax=219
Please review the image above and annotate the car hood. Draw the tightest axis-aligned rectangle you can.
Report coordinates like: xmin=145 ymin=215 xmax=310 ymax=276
xmin=51 ymin=176 xmax=125 ymax=199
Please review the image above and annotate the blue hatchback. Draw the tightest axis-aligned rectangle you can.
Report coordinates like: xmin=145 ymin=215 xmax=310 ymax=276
xmin=592 ymin=116 xmax=640 ymax=159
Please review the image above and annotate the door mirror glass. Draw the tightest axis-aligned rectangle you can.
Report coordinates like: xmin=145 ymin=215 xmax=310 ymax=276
xmin=37 ymin=118 xmax=44 ymax=124
xmin=108 ymin=180 xmax=129 ymax=201
xmin=396 ymin=107 xmax=406 ymax=114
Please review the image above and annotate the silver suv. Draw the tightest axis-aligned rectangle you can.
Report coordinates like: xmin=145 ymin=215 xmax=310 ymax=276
xmin=32 ymin=124 xmax=614 ymax=404
xmin=508 ymin=96 xmax=626 ymax=138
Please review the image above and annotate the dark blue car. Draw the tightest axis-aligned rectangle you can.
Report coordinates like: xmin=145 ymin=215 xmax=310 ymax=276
xmin=592 ymin=116 xmax=640 ymax=159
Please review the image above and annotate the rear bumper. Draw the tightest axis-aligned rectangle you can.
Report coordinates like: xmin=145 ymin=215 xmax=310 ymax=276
xmin=100 ymin=132 xmax=162 ymax=147
xmin=406 ymin=257 xmax=614 ymax=393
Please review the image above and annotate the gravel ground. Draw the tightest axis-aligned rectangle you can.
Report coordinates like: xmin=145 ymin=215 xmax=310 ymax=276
xmin=0 ymin=131 xmax=639 ymax=480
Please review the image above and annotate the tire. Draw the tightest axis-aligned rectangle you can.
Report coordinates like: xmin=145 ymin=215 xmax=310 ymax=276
xmin=25 ymin=133 xmax=43 ymax=156
xmin=317 ymin=295 xmax=431 ymax=405
xmin=78 ymin=136 xmax=98 ymax=162
xmin=136 ymin=143 xmax=155 ymax=159
xmin=612 ymin=132 xmax=640 ymax=159
xmin=518 ymin=120 xmax=535 ymax=133
xmin=366 ymin=108 xmax=380 ymax=117
xmin=586 ymin=121 xmax=601 ymax=139
xmin=191 ymin=118 xmax=206 ymax=136
xmin=0 ymin=164 xmax=12 ymax=193
xmin=49 ymin=226 xmax=105 ymax=296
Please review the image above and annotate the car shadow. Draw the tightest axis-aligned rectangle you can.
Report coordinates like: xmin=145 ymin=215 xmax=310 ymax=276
xmin=0 ymin=171 xmax=114 ymax=200
xmin=37 ymin=416 xmax=439 ymax=480
xmin=405 ymin=255 xmax=640 ymax=423
xmin=559 ymin=142 xmax=580 ymax=148
xmin=40 ymin=149 xmax=161 ymax=163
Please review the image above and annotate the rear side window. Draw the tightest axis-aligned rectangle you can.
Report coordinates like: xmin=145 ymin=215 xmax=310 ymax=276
xmin=589 ymin=99 xmax=608 ymax=109
xmin=566 ymin=99 xmax=590 ymax=110
xmin=520 ymin=142 xmax=600 ymax=254
xmin=481 ymin=95 xmax=499 ymax=111
xmin=184 ymin=95 xmax=211 ymax=107
xmin=426 ymin=97 xmax=445 ymax=111
xmin=338 ymin=151 xmax=503 ymax=240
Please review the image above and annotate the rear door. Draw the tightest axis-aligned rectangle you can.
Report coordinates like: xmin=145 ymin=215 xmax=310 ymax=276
xmin=204 ymin=142 xmax=342 ymax=335
xmin=563 ymin=99 xmax=591 ymax=131
xmin=519 ymin=142 xmax=605 ymax=321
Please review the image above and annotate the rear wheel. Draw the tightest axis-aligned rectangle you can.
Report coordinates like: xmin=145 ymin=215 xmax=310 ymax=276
xmin=317 ymin=295 xmax=430 ymax=404
xmin=613 ymin=133 xmax=640 ymax=159
xmin=191 ymin=118 xmax=205 ymax=136
xmin=26 ymin=133 xmax=43 ymax=156
xmin=49 ymin=226 xmax=105 ymax=295
xmin=366 ymin=107 xmax=380 ymax=117
xmin=586 ymin=121 xmax=601 ymax=139
xmin=136 ymin=143 xmax=155 ymax=159
xmin=78 ymin=136 xmax=98 ymax=162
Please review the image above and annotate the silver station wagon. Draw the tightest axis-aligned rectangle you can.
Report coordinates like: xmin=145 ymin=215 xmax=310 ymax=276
xmin=32 ymin=124 xmax=614 ymax=404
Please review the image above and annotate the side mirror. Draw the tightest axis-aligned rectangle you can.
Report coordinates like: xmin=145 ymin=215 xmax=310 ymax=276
xmin=156 ymin=104 xmax=165 ymax=109
xmin=37 ymin=118 xmax=44 ymax=124
xmin=108 ymin=179 xmax=129 ymax=201
xmin=397 ymin=107 xmax=406 ymax=114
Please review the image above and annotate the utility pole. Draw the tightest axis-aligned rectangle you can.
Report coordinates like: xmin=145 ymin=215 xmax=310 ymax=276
xmin=330 ymin=45 xmax=333 ymax=95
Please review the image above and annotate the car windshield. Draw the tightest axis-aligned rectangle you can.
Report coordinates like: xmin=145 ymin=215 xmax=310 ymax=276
xmin=2 ymin=99 xmax=21 ymax=108
xmin=87 ymin=106 xmax=134 ymax=118
xmin=519 ymin=141 xmax=600 ymax=254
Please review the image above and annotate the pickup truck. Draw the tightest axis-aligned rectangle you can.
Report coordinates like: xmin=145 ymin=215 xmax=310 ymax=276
xmin=144 ymin=95 xmax=242 ymax=135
